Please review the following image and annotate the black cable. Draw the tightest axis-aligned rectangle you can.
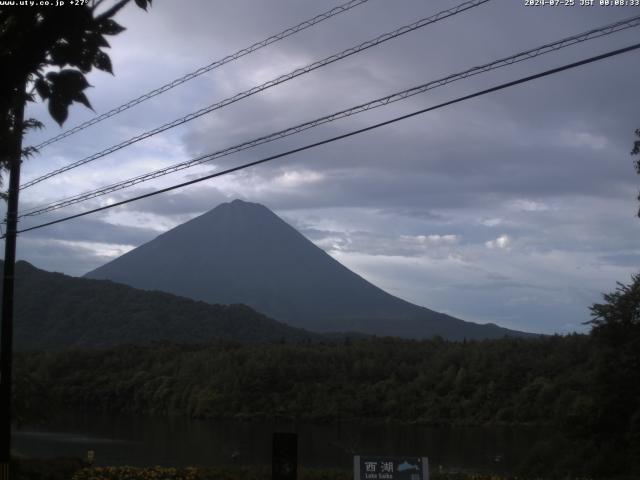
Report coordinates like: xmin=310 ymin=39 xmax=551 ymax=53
xmin=12 ymin=42 xmax=640 ymax=237
xmin=20 ymin=0 xmax=490 ymax=189
xmin=31 ymin=0 xmax=371 ymax=150
xmin=19 ymin=13 xmax=640 ymax=218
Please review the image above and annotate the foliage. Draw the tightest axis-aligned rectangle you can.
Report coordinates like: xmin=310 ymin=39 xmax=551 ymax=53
xmin=67 ymin=465 xmax=594 ymax=480
xmin=585 ymin=274 xmax=640 ymax=477
xmin=0 ymin=0 xmax=151 ymax=182
xmin=6 ymin=277 xmax=640 ymax=478
xmin=0 ymin=0 xmax=152 ymax=123
xmin=4 ymin=459 xmax=617 ymax=480
xmin=588 ymin=274 xmax=640 ymax=330
xmin=72 ymin=466 xmax=203 ymax=480
xmin=634 ymin=128 xmax=640 ymax=216
xmin=14 ymin=336 xmax=594 ymax=426
xmin=3 ymin=261 xmax=322 ymax=350
xmin=12 ymin=329 xmax=640 ymax=477
xmin=3 ymin=459 xmax=622 ymax=480
xmin=11 ymin=456 xmax=85 ymax=480
xmin=11 ymin=369 xmax=48 ymax=427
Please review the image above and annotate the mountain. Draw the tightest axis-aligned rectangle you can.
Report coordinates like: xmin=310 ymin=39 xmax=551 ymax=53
xmin=86 ymin=199 xmax=533 ymax=340
xmin=3 ymin=260 xmax=321 ymax=350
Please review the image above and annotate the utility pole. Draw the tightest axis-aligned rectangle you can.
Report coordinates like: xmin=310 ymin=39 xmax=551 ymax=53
xmin=0 ymin=81 xmax=25 ymax=480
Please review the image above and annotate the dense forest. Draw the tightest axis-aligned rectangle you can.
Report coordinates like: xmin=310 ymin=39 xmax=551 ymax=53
xmin=14 ymin=327 xmax=640 ymax=477
xmin=9 ymin=273 xmax=640 ymax=477
xmin=14 ymin=336 xmax=589 ymax=425
xmin=2 ymin=261 xmax=324 ymax=349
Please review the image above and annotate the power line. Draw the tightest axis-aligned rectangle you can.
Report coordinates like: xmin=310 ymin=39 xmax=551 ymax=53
xmin=20 ymin=0 xmax=490 ymax=190
xmin=31 ymin=0 xmax=370 ymax=151
xmin=19 ymin=13 xmax=640 ymax=218
xmin=12 ymin=42 xmax=640 ymax=237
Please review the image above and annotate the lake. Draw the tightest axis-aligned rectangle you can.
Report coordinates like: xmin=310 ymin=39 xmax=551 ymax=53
xmin=13 ymin=411 xmax=549 ymax=474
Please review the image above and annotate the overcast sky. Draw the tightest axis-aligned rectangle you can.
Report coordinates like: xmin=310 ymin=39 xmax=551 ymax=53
xmin=7 ymin=0 xmax=640 ymax=334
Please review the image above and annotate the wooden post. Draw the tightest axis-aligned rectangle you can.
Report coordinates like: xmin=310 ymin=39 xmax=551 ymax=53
xmin=0 ymin=81 xmax=25 ymax=480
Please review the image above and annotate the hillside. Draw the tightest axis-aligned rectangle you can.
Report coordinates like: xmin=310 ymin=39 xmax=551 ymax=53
xmin=14 ymin=335 xmax=606 ymax=477
xmin=3 ymin=260 xmax=321 ymax=350
xmin=86 ymin=199 xmax=533 ymax=340
xmin=15 ymin=335 xmax=590 ymax=424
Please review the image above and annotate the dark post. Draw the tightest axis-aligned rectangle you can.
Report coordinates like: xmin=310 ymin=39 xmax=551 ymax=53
xmin=0 ymin=82 xmax=25 ymax=480
xmin=272 ymin=432 xmax=297 ymax=480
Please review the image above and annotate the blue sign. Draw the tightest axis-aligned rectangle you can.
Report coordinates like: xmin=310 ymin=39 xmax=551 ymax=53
xmin=354 ymin=456 xmax=429 ymax=480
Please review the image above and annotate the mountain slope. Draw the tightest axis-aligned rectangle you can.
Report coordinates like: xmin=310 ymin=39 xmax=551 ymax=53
xmin=4 ymin=260 xmax=320 ymax=350
xmin=86 ymin=199 xmax=533 ymax=340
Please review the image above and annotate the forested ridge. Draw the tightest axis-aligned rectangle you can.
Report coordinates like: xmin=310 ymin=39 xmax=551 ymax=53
xmin=15 ymin=336 xmax=589 ymax=425
xmin=14 ymin=275 xmax=640 ymax=478
xmin=2 ymin=260 xmax=324 ymax=349
xmin=8 ymin=271 xmax=640 ymax=477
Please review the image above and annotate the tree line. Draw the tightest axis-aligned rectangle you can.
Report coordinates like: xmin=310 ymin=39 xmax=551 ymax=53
xmin=11 ymin=306 xmax=639 ymax=478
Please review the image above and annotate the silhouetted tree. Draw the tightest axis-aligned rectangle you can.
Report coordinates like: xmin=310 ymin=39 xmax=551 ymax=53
xmin=634 ymin=128 xmax=640 ymax=216
xmin=0 ymin=1 xmax=152 ymax=469
xmin=587 ymin=274 xmax=640 ymax=476
xmin=589 ymin=274 xmax=640 ymax=330
xmin=1 ymin=0 xmax=152 ymax=173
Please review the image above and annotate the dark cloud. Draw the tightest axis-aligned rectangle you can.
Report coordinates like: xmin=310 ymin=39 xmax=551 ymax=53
xmin=113 ymin=186 xmax=232 ymax=217
xmin=17 ymin=237 xmax=126 ymax=277
xmin=598 ymin=253 xmax=640 ymax=268
xmin=7 ymin=0 xmax=639 ymax=334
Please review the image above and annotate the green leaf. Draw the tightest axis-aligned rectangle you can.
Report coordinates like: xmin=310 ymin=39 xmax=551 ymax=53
xmin=134 ymin=0 xmax=151 ymax=10
xmin=94 ymin=33 xmax=110 ymax=48
xmin=56 ymin=69 xmax=90 ymax=93
xmin=34 ymin=78 xmax=50 ymax=99
xmin=99 ymin=18 xmax=126 ymax=36
xmin=48 ymin=44 xmax=69 ymax=67
xmin=76 ymin=50 xmax=94 ymax=73
xmin=73 ymin=91 xmax=93 ymax=111
xmin=23 ymin=118 xmax=44 ymax=131
xmin=45 ymin=69 xmax=93 ymax=124
xmin=93 ymin=50 xmax=113 ymax=74
xmin=48 ymin=98 xmax=68 ymax=126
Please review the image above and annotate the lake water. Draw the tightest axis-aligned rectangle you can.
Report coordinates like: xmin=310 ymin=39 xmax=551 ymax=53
xmin=12 ymin=411 xmax=549 ymax=474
